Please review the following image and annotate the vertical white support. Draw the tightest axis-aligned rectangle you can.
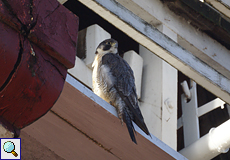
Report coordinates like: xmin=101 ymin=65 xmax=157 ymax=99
xmin=84 ymin=24 xmax=111 ymax=69
xmin=68 ymin=57 xmax=93 ymax=89
xmin=139 ymin=24 xmax=178 ymax=150
xmin=161 ymin=61 xmax=178 ymax=150
xmin=139 ymin=45 xmax=163 ymax=140
xmin=70 ymin=24 xmax=111 ymax=89
xmin=159 ymin=24 xmax=178 ymax=150
xmin=123 ymin=50 xmax=143 ymax=99
xmin=181 ymin=81 xmax=200 ymax=147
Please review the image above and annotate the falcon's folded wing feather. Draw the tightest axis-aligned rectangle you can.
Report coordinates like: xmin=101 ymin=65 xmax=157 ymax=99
xmin=102 ymin=53 xmax=150 ymax=136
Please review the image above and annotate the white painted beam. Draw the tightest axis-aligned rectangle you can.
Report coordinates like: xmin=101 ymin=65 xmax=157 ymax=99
xmin=197 ymin=98 xmax=225 ymax=117
xmin=77 ymin=0 xmax=230 ymax=105
xmin=205 ymin=0 xmax=230 ymax=19
xmin=118 ymin=0 xmax=230 ymax=80
xmin=58 ymin=0 xmax=68 ymax=4
xmin=221 ymin=0 xmax=230 ymax=7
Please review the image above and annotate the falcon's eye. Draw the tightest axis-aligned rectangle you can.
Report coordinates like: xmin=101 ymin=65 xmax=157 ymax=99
xmin=106 ymin=42 xmax=112 ymax=45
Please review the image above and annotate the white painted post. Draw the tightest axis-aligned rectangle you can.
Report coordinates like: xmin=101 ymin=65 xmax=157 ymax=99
xmin=139 ymin=45 xmax=163 ymax=140
xmin=161 ymin=61 xmax=177 ymax=150
xmin=181 ymin=81 xmax=200 ymax=147
xmin=83 ymin=24 xmax=111 ymax=69
xmin=159 ymin=24 xmax=178 ymax=150
xmin=69 ymin=24 xmax=111 ymax=89
xmin=68 ymin=57 xmax=93 ymax=89
xmin=123 ymin=50 xmax=143 ymax=99
xmin=139 ymin=24 xmax=178 ymax=149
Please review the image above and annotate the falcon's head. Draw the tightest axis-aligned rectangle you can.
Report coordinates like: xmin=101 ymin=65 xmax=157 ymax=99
xmin=95 ymin=39 xmax=118 ymax=55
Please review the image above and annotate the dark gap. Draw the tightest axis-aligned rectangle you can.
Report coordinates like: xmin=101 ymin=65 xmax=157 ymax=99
xmin=177 ymin=126 xmax=184 ymax=151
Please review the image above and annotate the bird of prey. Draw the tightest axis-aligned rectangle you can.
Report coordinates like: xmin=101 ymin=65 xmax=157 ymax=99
xmin=92 ymin=38 xmax=150 ymax=143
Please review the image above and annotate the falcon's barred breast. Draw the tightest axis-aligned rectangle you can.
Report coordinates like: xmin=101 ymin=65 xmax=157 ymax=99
xmin=92 ymin=38 xmax=150 ymax=143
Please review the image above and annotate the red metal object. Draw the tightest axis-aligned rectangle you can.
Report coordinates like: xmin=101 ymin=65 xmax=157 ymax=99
xmin=0 ymin=0 xmax=79 ymax=135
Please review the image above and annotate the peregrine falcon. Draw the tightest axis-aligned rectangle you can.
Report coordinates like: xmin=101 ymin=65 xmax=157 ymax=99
xmin=92 ymin=38 xmax=150 ymax=143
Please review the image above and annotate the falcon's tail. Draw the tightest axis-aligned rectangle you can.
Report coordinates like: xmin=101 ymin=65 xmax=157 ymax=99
xmin=123 ymin=108 xmax=137 ymax=144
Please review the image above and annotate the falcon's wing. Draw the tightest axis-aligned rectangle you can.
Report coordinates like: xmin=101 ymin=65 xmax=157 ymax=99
xmin=102 ymin=53 xmax=150 ymax=137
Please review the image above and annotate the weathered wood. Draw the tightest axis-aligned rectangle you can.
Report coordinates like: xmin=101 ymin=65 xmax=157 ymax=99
xmin=0 ymin=0 xmax=78 ymax=131
xmin=20 ymin=131 xmax=65 ymax=160
xmin=22 ymin=111 xmax=118 ymax=160
xmin=0 ymin=22 xmax=19 ymax=88
xmin=29 ymin=0 xmax=78 ymax=68
xmin=0 ymin=0 xmax=79 ymax=68
xmin=46 ymin=82 xmax=176 ymax=160
xmin=0 ymin=38 xmax=66 ymax=129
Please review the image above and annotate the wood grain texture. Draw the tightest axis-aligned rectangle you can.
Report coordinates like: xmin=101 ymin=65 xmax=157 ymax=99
xmin=22 ymin=111 xmax=118 ymax=160
xmin=0 ymin=22 xmax=19 ymax=88
xmin=0 ymin=0 xmax=78 ymax=130
xmin=45 ymin=82 xmax=175 ymax=160
xmin=0 ymin=39 xmax=66 ymax=129
xmin=0 ymin=0 xmax=79 ymax=68
xmin=20 ymin=131 xmax=65 ymax=160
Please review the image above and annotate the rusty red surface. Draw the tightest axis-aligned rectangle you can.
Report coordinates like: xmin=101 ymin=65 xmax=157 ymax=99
xmin=0 ymin=0 xmax=78 ymax=68
xmin=0 ymin=22 xmax=19 ymax=88
xmin=0 ymin=0 xmax=79 ymax=134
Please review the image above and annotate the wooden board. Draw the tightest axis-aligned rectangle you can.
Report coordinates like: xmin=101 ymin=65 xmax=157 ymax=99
xmin=23 ymin=82 xmax=175 ymax=160
xmin=22 ymin=111 xmax=118 ymax=160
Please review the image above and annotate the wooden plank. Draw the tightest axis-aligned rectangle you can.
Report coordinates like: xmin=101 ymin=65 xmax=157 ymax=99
xmin=20 ymin=131 xmax=64 ymax=160
xmin=22 ymin=111 xmax=118 ymax=160
xmin=50 ymin=82 xmax=176 ymax=160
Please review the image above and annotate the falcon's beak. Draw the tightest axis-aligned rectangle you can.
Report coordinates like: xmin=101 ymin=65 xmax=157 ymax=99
xmin=112 ymin=42 xmax=118 ymax=48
